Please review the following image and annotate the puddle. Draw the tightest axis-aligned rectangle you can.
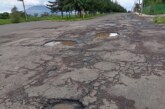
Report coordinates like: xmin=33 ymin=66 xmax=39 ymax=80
xmin=96 ymin=32 xmax=119 ymax=39
xmin=44 ymin=40 xmax=77 ymax=47
xmin=44 ymin=41 xmax=61 ymax=47
xmin=42 ymin=99 xmax=85 ymax=109
xmin=110 ymin=33 xmax=119 ymax=37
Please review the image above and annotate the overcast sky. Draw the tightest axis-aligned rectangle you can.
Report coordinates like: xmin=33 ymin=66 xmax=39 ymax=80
xmin=0 ymin=0 xmax=137 ymax=13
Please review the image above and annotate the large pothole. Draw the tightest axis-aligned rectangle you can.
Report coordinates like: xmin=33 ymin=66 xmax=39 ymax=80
xmin=95 ymin=32 xmax=119 ymax=39
xmin=44 ymin=40 xmax=78 ymax=47
xmin=42 ymin=99 xmax=85 ymax=109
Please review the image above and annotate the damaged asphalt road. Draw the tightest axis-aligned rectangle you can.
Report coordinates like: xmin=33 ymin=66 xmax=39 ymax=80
xmin=0 ymin=13 xmax=165 ymax=109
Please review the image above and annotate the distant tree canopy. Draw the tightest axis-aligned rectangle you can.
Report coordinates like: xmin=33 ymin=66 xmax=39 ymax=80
xmin=47 ymin=0 xmax=126 ymax=17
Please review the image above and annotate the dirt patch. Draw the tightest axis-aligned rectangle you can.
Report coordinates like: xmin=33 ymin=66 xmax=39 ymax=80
xmin=96 ymin=32 xmax=109 ymax=38
xmin=62 ymin=40 xmax=77 ymax=46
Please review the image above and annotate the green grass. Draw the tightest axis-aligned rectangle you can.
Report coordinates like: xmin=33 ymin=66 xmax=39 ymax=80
xmin=0 ymin=13 xmax=108 ymax=25
xmin=27 ymin=13 xmax=108 ymax=21
xmin=153 ymin=16 xmax=165 ymax=24
xmin=0 ymin=19 xmax=12 ymax=25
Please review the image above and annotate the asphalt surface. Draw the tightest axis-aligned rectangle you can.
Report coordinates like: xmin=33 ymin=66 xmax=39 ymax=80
xmin=0 ymin=13 xmax=165 ymax=109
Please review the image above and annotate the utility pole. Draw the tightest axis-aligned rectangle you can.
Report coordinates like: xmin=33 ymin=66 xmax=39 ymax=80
xmin=18 ymin=0 xmax=27 ymax=20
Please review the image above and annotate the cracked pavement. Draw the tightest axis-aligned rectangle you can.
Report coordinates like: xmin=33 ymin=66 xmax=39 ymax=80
xmin=0 ymin=13 xmax=165 ymax=109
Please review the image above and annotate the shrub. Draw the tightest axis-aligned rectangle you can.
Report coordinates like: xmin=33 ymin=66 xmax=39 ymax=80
xmin=11 ymin=6 xmax=21 ymax=23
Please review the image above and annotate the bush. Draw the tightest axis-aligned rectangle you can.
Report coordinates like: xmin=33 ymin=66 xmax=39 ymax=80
xmin=0 ymin=12 xmax=10 ymax=19
xmin=11 ymin=6 xmax=21 ymax=23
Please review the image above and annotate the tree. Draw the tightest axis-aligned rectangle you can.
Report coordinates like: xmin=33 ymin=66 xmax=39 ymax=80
xmin=134 ymin=3 xmax=140 ymax=12
xmin=0 ymin=12 xmax=10 ymax=19
xmin=47 ymin=0 xmax=126 ymax=17
xmin=47 ymin=0 xmax=65 ymax=17
xmin=11 ymin=6 xmax=21 ymax=23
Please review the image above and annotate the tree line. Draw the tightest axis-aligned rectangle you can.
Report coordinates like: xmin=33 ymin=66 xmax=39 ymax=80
xmin=47 ymin=0 xmax=126 ymax=17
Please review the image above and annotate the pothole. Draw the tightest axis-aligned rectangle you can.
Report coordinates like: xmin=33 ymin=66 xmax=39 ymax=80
xmin=44 ymin=40 xmax=78 ymax=47
xmin=42 ymin=99 xmax=85 ymax=109
xmin=44 ymin=41 xmax=61 ymax=47
xmin=96 ymin=32 xmax=119 ymax=39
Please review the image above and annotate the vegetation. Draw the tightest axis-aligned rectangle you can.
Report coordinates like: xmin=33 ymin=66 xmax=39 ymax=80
xmin=143 ymin=4 xmax=165 ymax=14
xmin=0 ymin=12 xmax=10 ymax=19
xmin=0 ymin=12 xmax=109 ymax=25
xmin=11 ymin=6 xmax=21 ymax=23
xmin=133 ymin=0 xmax=165 ymax=15
xmin=47 ymin=0 xmax=126 ymax=17
xmin=153 ymin=16 xmax=165 ymax=24
xmin=0 ymin=19 xmax=12 ymax=25
xmin=143 ymin=0 xmax=165 ymax=14
xmin=143 ymin=0 xmax=165 ymax=6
